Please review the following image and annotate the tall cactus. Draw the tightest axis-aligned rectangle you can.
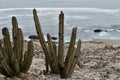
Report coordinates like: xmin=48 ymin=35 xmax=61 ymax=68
xmin=33 ymin=9 xmax=81 ymax=78
xmin=33 ymin=9 xmax=50 ymax=73
xmin=0 ymin=17 xmax=34 ymax=77
xmin=58 ymin=11 xmax=64 ymax=69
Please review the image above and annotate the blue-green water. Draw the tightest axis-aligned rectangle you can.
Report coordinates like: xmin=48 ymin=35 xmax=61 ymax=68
xmin=0 ymin=0 xmax=120 ymax=41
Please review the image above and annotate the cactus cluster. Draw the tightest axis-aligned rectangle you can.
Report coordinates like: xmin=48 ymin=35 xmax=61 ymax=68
xmin=33 ymin=9 xmax=81 ymax=78
xmin=0 ymin=9 xmax=81 ymax=78
xmin=0 ymin=17 xmax=34 ymax=77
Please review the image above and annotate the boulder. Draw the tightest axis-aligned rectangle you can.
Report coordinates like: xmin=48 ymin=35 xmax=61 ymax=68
xmin=51 ymin=37 xmax=57 ymax=40
xmin=29 ymin=35 xmax=39 ymax=39
xmin=93 ymin=29 xmax=103 ymax=33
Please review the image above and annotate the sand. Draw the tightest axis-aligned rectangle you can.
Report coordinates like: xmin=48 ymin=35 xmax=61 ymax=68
xmin=0 ymin=39 xmax=120 ymax=80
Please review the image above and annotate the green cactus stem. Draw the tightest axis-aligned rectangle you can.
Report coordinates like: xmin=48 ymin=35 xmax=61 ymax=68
xmin=63 ymin=27 xmax=77 ymax=76
xmin=58 ymin=11 xmax=64 ymax=69
xmin=33 ymin=9 xmax=50 ymax=73
xmin=21 ymin=41 xmax=33 ymax=73
xmin=1 ymin=59 xmax=14 ymax=76
xmin=2 ymin=27 xmax=14 ymax=65
xmin=47 ymin=33 xmax=59 ymax=73
xmin=68 ymin=39 xmax=81 ymax=77
xmin=17 ymin=28 xmax=24 ymax=65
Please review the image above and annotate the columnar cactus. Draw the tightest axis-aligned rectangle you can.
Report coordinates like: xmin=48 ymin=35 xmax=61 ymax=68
xmin=33 ymin=9 xmax=81 ymax=78
xmin=0 ymin=17 xmax=34 ymax=77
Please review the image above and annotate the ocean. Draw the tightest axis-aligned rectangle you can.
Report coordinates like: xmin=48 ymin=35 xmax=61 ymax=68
xmin=0 ymin=0 xmax=120 ymax=42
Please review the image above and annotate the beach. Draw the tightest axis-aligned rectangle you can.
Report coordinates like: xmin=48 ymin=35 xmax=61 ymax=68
xmin=0 ymin=0 xmax=120 ymax=80
xmin=1 ymin=39 xmax=120 ymax=80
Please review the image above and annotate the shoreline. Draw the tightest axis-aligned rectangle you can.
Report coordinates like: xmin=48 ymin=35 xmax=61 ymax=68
xmin=30 ymin=39 xmax=120 ymax=80
xmin=1 ymin=39 xmax=120 ymax=80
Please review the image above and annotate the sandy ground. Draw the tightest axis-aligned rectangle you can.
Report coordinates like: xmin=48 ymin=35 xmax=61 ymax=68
xmin=0 ymin=39 xmax=120 ymax=80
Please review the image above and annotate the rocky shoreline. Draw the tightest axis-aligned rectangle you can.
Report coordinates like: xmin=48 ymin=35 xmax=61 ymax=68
xmin=0 ymin=39 xmax=120 ymax=80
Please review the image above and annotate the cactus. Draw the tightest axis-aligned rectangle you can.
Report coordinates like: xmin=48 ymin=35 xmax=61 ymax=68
xmin=0 ymin=17 xmax=34 ymax=77
xmin=33 ymin=9 xmax=81 ymax=78
xmin=58 ymin=11 xmax=64 ymax=69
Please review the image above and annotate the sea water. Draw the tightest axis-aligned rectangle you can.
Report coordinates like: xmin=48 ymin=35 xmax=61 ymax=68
xmin=0 ymin=0 xmax=120 ymax=42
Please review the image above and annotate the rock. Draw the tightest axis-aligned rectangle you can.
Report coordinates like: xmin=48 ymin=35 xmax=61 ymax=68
xmin=51 ymin=37 xmax=57 ymax=40
xmin=109 ymin=74 xmax=118 ymax=80
xmin=17 ymin=73 xmax=47 ymax=80
xmin=93 ymin=29 xmax=103 ymax=33
xmin=29 ymin=35 xmax=39 ymax=39
xmin=6 ymin=76 xmax=21 ymax=80
xmin=110 ymin=63 xmax=120 ymax=70
xmin=104 ymin=45 xmax=114 ymax=49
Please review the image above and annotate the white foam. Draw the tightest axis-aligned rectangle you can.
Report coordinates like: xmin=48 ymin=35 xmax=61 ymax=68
xmin=116 ymin=30 xmax=120 ymax=32
xmin=107 ymin=29 xmax=114 ymax=32
xmin=67 ymin=15 xmax=90 ymax=20
xmin=36 ymin=8 xmax=119 ymax=14
xmin=0 ymin=7 xmax=119 ymax=14
xmin=0 ymin=8 xmax=33 ymax=12
xmin=99 ymin=32 xmax=108 ymax=36
xmin=84 ymin=29 xmax=91 ymax=33
xmin=0 ymin=14 xmax=32 ymax=19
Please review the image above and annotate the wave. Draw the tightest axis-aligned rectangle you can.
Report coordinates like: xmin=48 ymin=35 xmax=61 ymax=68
xmin=0 ymin=14 xmax=32 ymax=19
xmin=0 ymin=7 xmax=119 ymax=20
xmin=0 ymin=7 xmax=119 ymax=14
xmin=0 ymin=7 xmax=120 ymax=41
xmin=66 ymin=15 xmax=91 ymax=20
xmin=0 ymin=8 xmax=33 ymax=12
xmin=99 ymin=32 xmax=108 ymax=36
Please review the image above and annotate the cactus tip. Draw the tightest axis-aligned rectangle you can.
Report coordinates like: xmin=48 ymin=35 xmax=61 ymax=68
xmin=60 ymin=11 xmax=64 ymax=14
xmin=72 ymin=27 xmax=77 ymax=31
xmin=12 ymin=16 xmax=17 ymax=20
xmin=2 ymin=27 xmax=8 ymax=35
xmin=33 ymin=9 xmax=37 ymax=13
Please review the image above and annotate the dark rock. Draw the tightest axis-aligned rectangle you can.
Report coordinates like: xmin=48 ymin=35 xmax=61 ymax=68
xmin=29 ymin=35 xmax=39 ymax=39
xmin=104 ymin=45 xmax=114 ymax=50
xmin=93 ymin=29 xmax=103 ymax=33
xmin=51 ymin=37 xmax=57 ymax=40
xmin=104 ymin=30 xmax=108 ymax=32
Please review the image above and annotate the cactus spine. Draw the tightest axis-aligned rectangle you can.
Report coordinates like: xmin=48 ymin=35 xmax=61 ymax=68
xmin=33 ymin=9 xmax=81 ymax=78
xmin=0 ymin=17 xmax=34 ymax=77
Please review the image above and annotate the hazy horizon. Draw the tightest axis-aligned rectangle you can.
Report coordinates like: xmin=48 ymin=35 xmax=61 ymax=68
xmin=0 ymin=0 xmax=120 ymax=9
